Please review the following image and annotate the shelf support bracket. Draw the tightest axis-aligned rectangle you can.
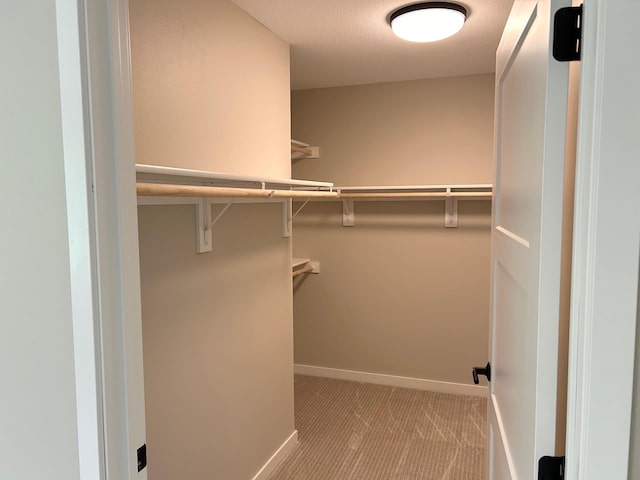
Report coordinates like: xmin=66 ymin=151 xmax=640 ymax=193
xmin=196 ymin=198 xmax=213 ymax=253
xmin=206 ymin=202 xmax=232 ymax=231
xmin=445 ymin=196 xmax=458 ymax=228
xmin=196 ymin=200 xmax=233 ymax=253
xmin=343 ymin=200 xmax=355 ymax=227
xmin=291 ymin=199 xmax=311 ymax=221
xmin=282 ymin=199 xmax=292 ymax=238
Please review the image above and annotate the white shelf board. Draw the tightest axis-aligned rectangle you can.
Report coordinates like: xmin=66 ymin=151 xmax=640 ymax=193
xmin=136 ymin=163 xmax=333 ymax=189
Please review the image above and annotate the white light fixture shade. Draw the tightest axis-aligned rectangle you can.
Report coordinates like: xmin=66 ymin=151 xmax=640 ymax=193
xmin=390 ymin=2 xmax=467 ymax=43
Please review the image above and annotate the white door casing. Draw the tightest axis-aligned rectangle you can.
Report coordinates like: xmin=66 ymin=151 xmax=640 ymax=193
xmin=61 ymin=0 xmax=640 ymax=478
xmin=489 ymin=0 xmax=571 ymax=478
xmin=55 ymin=0 xmax=148 ymax=478
xmin=565 ymin=0 xmax=640 ymax=478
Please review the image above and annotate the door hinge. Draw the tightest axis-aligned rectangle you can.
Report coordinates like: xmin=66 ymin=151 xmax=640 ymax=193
xmin=539 ymin=455 xmax=565 ymax=480
xmin=137 ymin=444 xmax=147 ymax=472
xmin=553 ymin=5 xmax=583 ymax=61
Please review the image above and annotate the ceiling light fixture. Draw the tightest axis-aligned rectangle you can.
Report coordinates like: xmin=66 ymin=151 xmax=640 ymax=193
xmin=390 ymin=2 xmax=467 ymax=43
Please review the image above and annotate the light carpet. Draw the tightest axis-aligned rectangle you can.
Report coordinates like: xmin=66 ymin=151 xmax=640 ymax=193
xmin=267 ymin=375 xmax=487 ymax=480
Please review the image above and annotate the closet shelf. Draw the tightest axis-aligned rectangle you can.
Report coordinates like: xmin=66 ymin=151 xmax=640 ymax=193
xmin=292 ymin=258 xmax=311 ymax=269
xmin=293 ymin=265 xmax=314 ymax=278
xmin=333 ymin=184 xmax=493 ymax=229
xmin=291 ymin=145 xmax=313 ymax=157
xmin=136 ymin=163 xmax=333 ymax=190
xmin=137 ymin=182 xmax=338 ymax=199
xmin=136 ymin=165 xmax=491 ymax=200
xmin=337 ymin=184 xmax=492 ymax=199
xmin=135 ymin=163 xmax=493 ymax=250
xmin=292 ymin=258 xmax=320 ymax=278
xmin=291 ymin=140 xmax=320 ymax=160
xmin=135 ymin=163 xmax=335 ymax=253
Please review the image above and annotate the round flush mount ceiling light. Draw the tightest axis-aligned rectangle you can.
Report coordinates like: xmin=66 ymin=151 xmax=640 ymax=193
xmin=390 ymin=2 xmax=467 ymax=42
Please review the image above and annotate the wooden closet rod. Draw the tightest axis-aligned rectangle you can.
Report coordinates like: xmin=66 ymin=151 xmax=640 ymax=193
xmin=291 ymin=145 xmax=313 ymax=157
xmin=137 ymin=183 xmax=493 ymax=200
xmin=292 ymin=264 xmax=314 ymax=278
xmin=136 ymin=182 xmax=338 ymax=199
xmin=339 ymin=192 xmax=493 ymax=199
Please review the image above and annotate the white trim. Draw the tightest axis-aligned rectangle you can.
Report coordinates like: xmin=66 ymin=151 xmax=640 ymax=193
xmin=109 ymin=0 xmax=149 ymax=476
xmin=251 ymin=430 xmax=298 ymax=480
xmin=565 ymin=0 xmax=640 ymax=478
xmin=489 ymin=394 xmax=517 ymax=478
xmin=294 ymin=364 xmax=488 ymax=397
xmin=56 ymin=0 xmax=105 ymax=478
xmin=85 ymin=0 xmax=148 ymax=477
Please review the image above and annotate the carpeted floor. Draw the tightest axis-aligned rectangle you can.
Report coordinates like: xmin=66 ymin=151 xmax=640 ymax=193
xmin=267 ymin=375 xmax=487 ymax=480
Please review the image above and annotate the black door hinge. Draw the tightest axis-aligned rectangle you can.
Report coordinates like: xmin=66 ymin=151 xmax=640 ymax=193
xmin=539 ymin=455 xmax=565 ymax=480
xmin=137 ymin=444 xmax=147 ymax=472
xmin=553 ymin=5 xmax=583 ymax=61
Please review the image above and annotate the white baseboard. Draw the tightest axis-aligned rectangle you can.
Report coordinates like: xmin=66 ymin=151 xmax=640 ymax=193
xmin=251 ymin=430 xmax=298 ymax=480
xmin=294 ymin=364 xmax=488 ymax=397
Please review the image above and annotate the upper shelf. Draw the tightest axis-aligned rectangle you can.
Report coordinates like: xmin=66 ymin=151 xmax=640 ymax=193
xmin=136 ymin=163 xmax=337 ymax=200
xmin=337 ymin=184 xmax=492 ymax=200
xmin=291 ymin=139 xmax=319 ymax=160
xmin=135 ymin=164 xmax=494 ymax=237
xmin=136 ymin=163 xmax=333 ymax=190
xmin=136 ymin=165 xmax=493 ymax=201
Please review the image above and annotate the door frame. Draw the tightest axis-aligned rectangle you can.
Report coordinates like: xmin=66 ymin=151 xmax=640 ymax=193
xmin=78 ymin=0 xmax=639 ymax=477
xmin=565 ymin=0 xmax=640 ymax=478
xmin=57 ymin=0 xmax=147 ymax=478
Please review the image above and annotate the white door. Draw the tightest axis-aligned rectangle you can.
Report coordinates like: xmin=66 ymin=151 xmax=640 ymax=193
xmin=488 ymin=0 xmax=571 ymax=478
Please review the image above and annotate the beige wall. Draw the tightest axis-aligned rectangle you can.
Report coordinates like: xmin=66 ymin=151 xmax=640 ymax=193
xmin=292 ymin=74 xmax=495 ymax=185
xmin=130 ymin=1 xmax=294 ymax=479
xmin=130 ymin=0 xmax=290 ymax=178
xmin=291 ymin=75 xmax=494 ymax=385
xmin=138 ymin=204 xmax=294 ymax=480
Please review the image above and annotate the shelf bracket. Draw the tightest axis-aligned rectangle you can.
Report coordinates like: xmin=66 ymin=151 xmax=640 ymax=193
xmin=206 ymin=202 xmax=232 ymax=231
xmin=342 ymin=200 xmax=355 ymax=227
xmin=196 ymin=200 xmax=233 ymax=253
xmin=196 ymin=198 xmax=213 ymax=253
xmin=291 ymin=199 xmax=311 ymax=221
xmin=282 ymin=199 xmax=292 ymax=238
xmin=445 ymin=196 xmax=458 ymax=228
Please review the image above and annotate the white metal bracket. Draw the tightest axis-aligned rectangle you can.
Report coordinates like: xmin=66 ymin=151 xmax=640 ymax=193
xmin=196 ymin=198 xmax=213 ymax=253
xmin=283 ymin=199 xmax=313 ymax=237
xmin=282 ymin=199 xmax=292 ymax=238
xmin=342 ymin=200 xmax=355 ymax=227
xmin=207 ymin=202 xmax=232 ymax=232
xmin=445 ymin=197 xmax=458 ymax=228
xmin=291 ymin=199 xmax=310 ymax=221
xmin=196 ymin=200 xmax=233 ymax=253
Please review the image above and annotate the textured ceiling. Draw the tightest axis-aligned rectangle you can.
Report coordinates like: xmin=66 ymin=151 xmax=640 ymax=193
xmin=228 ymin=0 xmax=515 ymax=90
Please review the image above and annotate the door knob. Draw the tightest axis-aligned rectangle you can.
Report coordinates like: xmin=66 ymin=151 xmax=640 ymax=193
xmin=472 ymin=362 xmax=491 ymax=384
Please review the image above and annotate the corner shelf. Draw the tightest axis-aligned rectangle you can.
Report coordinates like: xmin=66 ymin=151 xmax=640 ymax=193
xmin=292 ymin=258 xmax=320 ymax=278
xmin=291 ymin=139 xmax=319 ymax=160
